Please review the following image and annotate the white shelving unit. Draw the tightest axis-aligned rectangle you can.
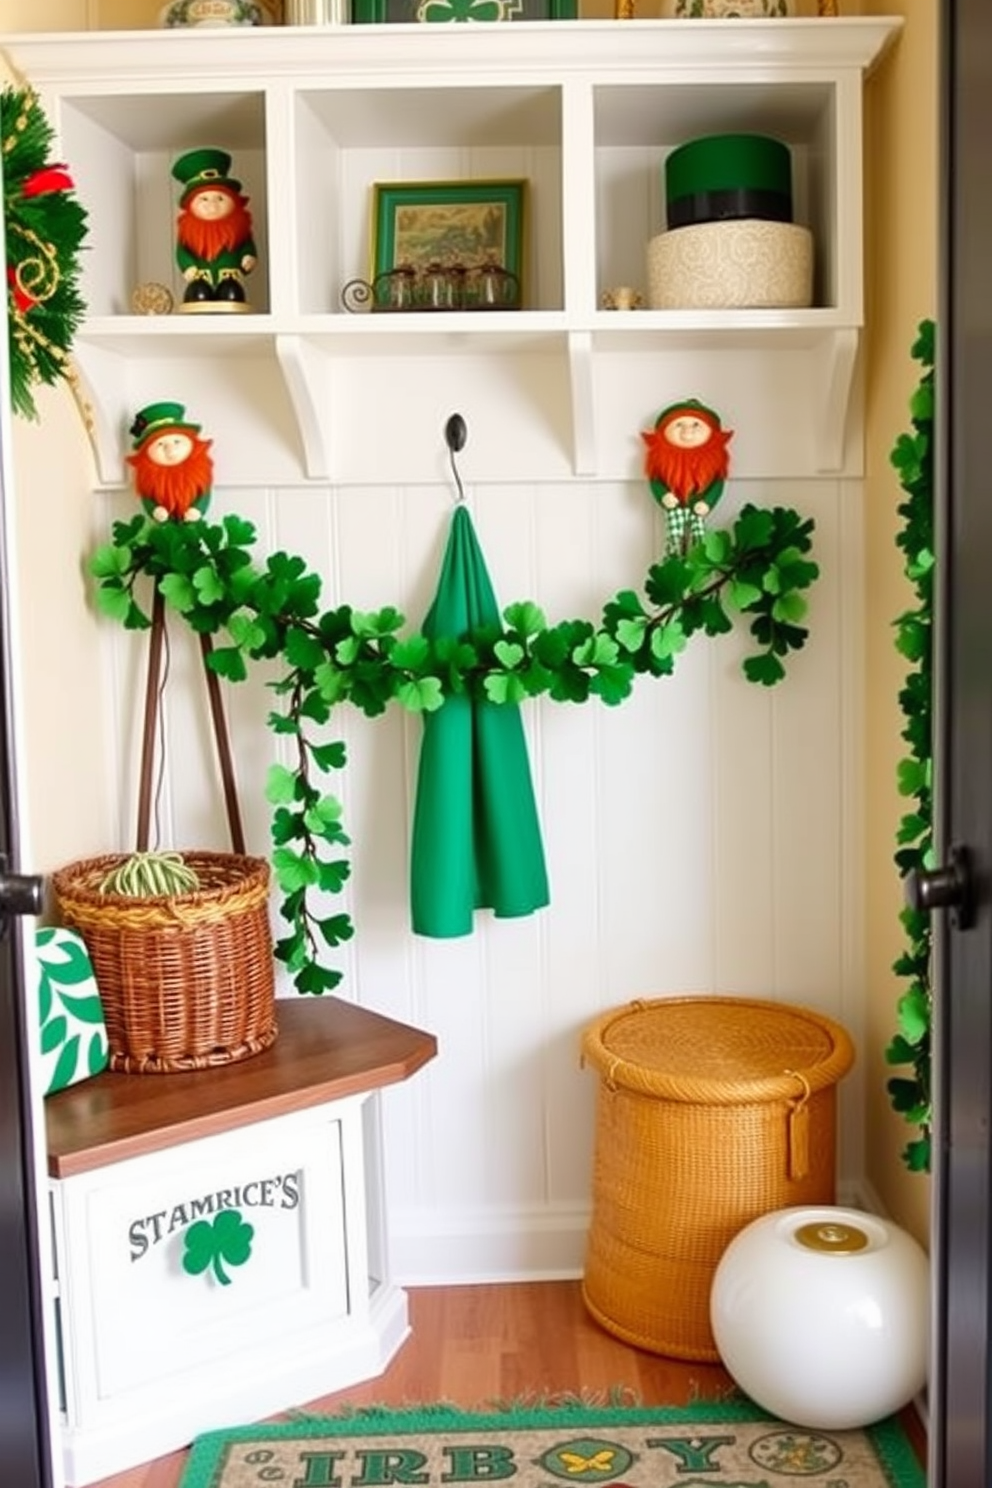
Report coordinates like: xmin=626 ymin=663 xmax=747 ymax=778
xmin=2 ymin=18 xmax=900 ymax=489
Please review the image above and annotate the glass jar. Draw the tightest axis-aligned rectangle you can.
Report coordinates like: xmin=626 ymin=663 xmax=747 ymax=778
xmin=372 ymin=265 xmax=418 ymax=312
xmin=661 ymin=0 xmax=795 ymax=15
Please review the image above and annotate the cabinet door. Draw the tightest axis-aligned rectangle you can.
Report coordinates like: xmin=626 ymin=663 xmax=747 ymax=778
xmin=57 ymin=1109 xmax=351 ymax=1413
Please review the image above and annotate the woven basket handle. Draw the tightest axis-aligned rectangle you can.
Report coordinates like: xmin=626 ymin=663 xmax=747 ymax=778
xmin=136 ymin=584 xmax=247 ymax=856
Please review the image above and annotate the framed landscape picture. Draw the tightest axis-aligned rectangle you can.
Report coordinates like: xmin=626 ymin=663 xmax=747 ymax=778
xmin=353 ymin=0 xmax=575 ymax=22
xmin=371 ymin=180 xmax=527 ymax=289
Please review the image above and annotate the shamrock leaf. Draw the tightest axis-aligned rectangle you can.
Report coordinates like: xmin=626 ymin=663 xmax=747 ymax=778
xmin=182 ymin=1210 xmax=254 ymax=1286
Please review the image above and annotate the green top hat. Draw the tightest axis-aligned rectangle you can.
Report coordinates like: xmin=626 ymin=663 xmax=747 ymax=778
xmin=664 ymin=133 xmax=793 ymax=229
xmin=129 ymin=401 xmax=201 ymax=448
xmin=171 ymin=147 xmax=243 ymax=204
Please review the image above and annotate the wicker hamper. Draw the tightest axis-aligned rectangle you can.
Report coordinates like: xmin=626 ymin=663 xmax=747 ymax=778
xmin=580 ymin=995 xmax=855 ymax=1362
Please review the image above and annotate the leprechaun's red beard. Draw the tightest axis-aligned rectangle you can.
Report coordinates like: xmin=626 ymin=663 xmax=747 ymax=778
xmin=126 ymin=435 xmax=214 ymax=519
xmin=177 ymin=194 xmax=253 ymax=263
xmin=641 ymin=420 xmax=733 ymax=504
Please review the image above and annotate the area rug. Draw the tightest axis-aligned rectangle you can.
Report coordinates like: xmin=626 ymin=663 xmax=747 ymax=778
xmin=177 ymin=1400 xmax=925 ymax=1488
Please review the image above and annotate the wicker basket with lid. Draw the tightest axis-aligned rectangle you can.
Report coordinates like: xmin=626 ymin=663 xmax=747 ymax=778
xmin=580 ymin=994 xmax=854 ymax=1362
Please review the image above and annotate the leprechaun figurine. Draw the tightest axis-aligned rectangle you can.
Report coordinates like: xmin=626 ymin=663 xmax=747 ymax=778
xmin=641 ymin=398 xmax=734 ymax=556
xmin=126 ymin=401 xmax=214 ymax=522
xmin=171 ymin=147 xmax=257 ymax=312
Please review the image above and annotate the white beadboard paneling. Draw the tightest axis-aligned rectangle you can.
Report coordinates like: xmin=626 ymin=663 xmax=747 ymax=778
xmin=390 ymin=1202 xmax=591 ymax=1287
xmin=329 ymin=352 xmax=576 ymax=487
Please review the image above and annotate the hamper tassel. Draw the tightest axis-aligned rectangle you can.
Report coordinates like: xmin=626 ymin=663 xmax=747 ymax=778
xmin=785 ymin=1069 xmax=811 ymax=1180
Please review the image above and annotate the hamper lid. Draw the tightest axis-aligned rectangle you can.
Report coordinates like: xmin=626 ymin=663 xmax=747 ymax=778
xmin=581 ymin=996 xmax=854 ymax=1104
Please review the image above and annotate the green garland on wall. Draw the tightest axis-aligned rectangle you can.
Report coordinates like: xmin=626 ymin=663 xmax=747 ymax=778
xmin=91 ymin=500 xmax=819 ymax=996
xmin=885 ymin=319 xmax=935 ymax=1173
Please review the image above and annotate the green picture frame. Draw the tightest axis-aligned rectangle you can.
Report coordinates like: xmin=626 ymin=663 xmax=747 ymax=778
xmin=371 ymin=179 xmax=527 ymax=290
xmin=353 ymin=0 xmax=575 ymax=20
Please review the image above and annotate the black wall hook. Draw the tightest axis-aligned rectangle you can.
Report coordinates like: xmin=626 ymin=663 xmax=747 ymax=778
xmin=445 ymin=413 xmax=467 ymax=503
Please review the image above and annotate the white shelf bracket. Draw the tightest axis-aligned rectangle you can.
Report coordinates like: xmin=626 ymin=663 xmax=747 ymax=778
xmin=275 ymin=334 xmax=331 ymax=481
xmin=814 ymin=327 xmax=860 ymax=474
xmin=567 ymin=329 xmax=596 ymax=477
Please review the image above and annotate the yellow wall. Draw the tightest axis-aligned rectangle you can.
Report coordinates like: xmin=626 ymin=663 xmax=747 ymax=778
xmin=861 ymin=0 xmax=937 ymax=1248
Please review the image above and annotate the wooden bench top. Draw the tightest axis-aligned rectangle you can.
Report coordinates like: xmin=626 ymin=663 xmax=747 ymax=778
xmin=45 ymin=997 xmax=438 ymax=1178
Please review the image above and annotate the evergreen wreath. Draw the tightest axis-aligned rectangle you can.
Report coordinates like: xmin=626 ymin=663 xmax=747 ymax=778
xmin=92 ymin=498 xmax=819 ymax=997
xmin=1 ymin=85 xmax=88 ymax=421
xmin=885 ymin=319 xmax=935 ymax=1173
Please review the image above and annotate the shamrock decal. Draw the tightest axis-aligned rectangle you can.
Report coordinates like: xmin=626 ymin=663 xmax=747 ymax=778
xmin=182 ymin=1209 xmax=254 ymax=1285
xmin=416 ymin=0 xmax=507 ymax=19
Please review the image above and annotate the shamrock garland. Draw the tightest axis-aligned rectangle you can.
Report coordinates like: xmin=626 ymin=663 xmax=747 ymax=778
xmin=1 ymin=85 xmax=88 ymax=420
xmin=91 ymin=500 xmax=819 ymax=997
xmin=885 ymin=319 xmax=935 ymax=1173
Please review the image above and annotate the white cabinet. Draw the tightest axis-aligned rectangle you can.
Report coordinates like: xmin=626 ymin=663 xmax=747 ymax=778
xmin=45 ymin=998 xmax=437 ymax=1485
xmin=2 ymin=19 xmax=899 ymax=484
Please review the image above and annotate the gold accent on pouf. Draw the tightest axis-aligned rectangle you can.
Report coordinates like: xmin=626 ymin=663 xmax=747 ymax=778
xmin=795 ymin=1220 xmax=870 ymax=1254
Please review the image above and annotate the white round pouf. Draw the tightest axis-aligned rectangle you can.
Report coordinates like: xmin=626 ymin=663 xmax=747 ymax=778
xmin=710 ymin=1206 xmax=928 ymax=1431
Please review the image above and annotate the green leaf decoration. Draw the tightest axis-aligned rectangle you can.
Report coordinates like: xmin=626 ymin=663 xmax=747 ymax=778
xmin=318 ymin=913 xmax=355 ymax=947
xmin=729 ymin=579 xmax=763 ymax=611
xmin=90 ymin=441 xmax=823 ymax=1001
xmin=493 ymin=639 xmax=525 ymax=670
xmin=390 ymin=635 xmax=432 ymax=671
xmin=95 ymin=584 xmax=133 ymax=623
xmin=742 ymin=653 xmax=786 ymax=687
xmin=285 ymin=625 xmax=326 ymax=671
xmin=182 ymin=1210 xmax=254 ymax=1286
xmin=228 ymin=610 xmax=268 ymax=652
xmin=296 ymin=961 xmax=343 ymax=994
xmin=885 ymin=320 xmax=935 ymax=1173
xmin=504 ymin=600 xmax=546 ymax=635
xmin=273 ymin=847 xmax=320 ymax=893
xmin=265 ymin=763 xmax=299 ymax=805
xmin=159 ymin=572 xmax=196 ymax=612
xmin=397 ymin=676 xmax=445 ymax=712
xmin=207 ymin=646 xmax=248 ymax=683
xmin=193 ymin=565 xmax=225 ymax=605
xmin=590 ymin=663 xmax=634 ymax=707
xmin=90 ymin=545 xmax=131 ymax=580
xmin=311 ymin=741 xmax=347 ymax=772
xmin=650 ymin=620 xmax=687 ymax=664
xmin=484 ymin=672 xmax=529 ymax=706
xmin=896 ymin=983 xmax=930 ymax=1044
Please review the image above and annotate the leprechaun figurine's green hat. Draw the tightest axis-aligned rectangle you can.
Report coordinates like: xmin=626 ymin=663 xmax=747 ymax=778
xmin=129 ymin=400 xmax=202 ymax=447
xmin=171 ymin=148 xmax=243 ymax=205
xmin=126 ymin=401 xmax=213 ymax=523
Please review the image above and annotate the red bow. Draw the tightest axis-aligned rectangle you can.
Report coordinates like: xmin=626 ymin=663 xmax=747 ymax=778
xmin=21 ymin=165 xmax=74 ymax=197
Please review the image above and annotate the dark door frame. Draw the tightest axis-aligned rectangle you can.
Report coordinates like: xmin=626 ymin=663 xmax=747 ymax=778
xmin=0 ymin=446 xmax=54 ymax=1478
xmin=929 ymin=2 xmax=992 ymax=1484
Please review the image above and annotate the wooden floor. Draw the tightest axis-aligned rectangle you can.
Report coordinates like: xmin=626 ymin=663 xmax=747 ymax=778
xmin=88 ymin=1280 xmax=926 ymax=1487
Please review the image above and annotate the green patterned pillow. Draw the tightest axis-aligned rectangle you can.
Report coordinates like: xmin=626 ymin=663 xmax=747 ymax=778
xmin=36 ymin=926 xmax=109 ymax=1094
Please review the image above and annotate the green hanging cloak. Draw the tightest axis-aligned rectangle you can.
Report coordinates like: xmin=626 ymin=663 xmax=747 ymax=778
xmin=410 ymin=505 xmax=550 ymax=938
